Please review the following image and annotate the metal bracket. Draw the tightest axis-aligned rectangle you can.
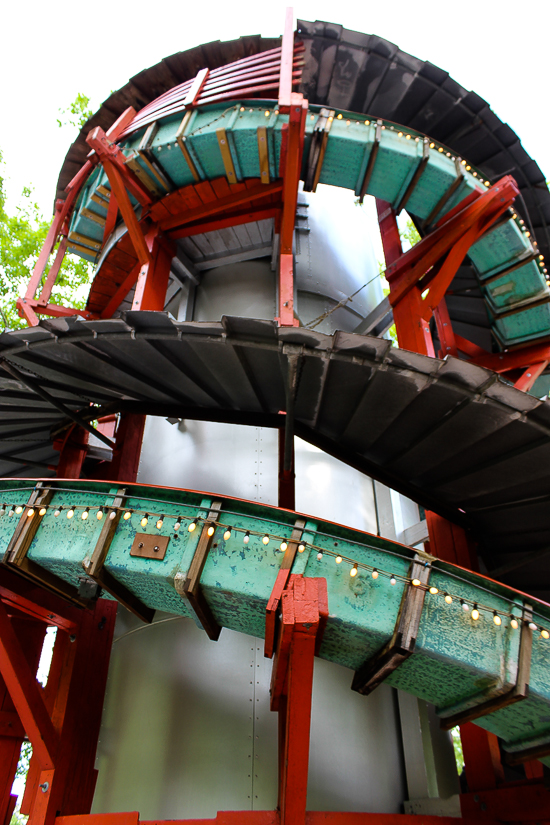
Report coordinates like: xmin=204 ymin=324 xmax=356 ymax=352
xmin=358 ymin=120 xmax=382 ymax=204
xmin=423 ymin=158 xmax=464 ymax=226
xmin=176 ymin=111 xmax=201 ymax=182
xmin=257 ymin=126 xmax=270 ymax=184
xmin=440 ymin=604 xmax=533 ymax=730
xmin=130 ymin=533 xmax=169 ymax=560
xmin=216 ymin=128 xmax=238 ymax=185
xmin=304 ymin=108 xmax=334 ymax=192
xmin=174 ymin=501 xmax=222 ymax=641
xmin=351 ymin=552 xmax=432 ymax=694
xmin=395 ymin=138 xmax=430 ymax=215
xmin=83 ymin=487 xmax=155 ymax=624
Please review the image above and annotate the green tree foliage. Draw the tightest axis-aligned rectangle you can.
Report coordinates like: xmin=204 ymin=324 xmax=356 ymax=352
xmin=57 ymin=93 xmax=93 ymax=131
xmin=0 ymin=151 xmax=93 ymax=332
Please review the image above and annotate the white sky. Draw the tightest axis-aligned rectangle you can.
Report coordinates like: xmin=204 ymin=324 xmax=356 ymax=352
xmin=1 ymin=0 xmax=549 ymax=218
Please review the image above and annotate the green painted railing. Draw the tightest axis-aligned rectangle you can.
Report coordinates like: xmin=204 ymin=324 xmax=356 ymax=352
xmin=1 ymin=478 xmax=549 ymax=765
xmin=70 ymin=101 xmax=549 ymax=348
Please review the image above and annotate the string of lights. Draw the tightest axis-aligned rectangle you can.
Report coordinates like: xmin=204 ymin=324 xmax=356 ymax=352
xmin=1 ymin=498 xmax=549 ymax=639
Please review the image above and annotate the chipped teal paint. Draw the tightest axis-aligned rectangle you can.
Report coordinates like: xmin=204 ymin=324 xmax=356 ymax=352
xmin=1 ymin=478 xmax=549 ymax=764
xmin=68 ymin=102 xmax=549 ymax=347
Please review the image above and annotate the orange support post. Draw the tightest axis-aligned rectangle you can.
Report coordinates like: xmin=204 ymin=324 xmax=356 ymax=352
xmin=26 ymin=600 xmax=117 ymax=825
xmin=269 ymin=576 xmax=328 ymax=825
xmin=108 ymin=412 xmax=147 ymax=483
xmin=131 ymin=227 xmax=175 ymax=311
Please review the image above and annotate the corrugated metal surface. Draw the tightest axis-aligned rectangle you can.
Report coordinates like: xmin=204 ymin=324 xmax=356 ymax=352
xmin=1 ymin=313 xmax=549 ymax=595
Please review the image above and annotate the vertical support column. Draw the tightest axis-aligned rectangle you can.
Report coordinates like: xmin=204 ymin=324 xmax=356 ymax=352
xmin=54 ymin=426 xmax=89 ymax=479
xmin=459 ymin=721 xmax=504 ymax=792
xmin=0 ymin=619 xmax=45 ymax=825
xmin=131 ymin=227 xmax=175 ymax=312
xmin=108 ymin=413 xmax=146 ymax=483
xmin=278 ymin=426 xmax=295 ymax=510
xmin=277 ymin=13 xmax=306 ymax=328
xmin=27 ymin=600 xmax=117 ymax=825
xmin=270 ymin=576 xmax=327 ymax=825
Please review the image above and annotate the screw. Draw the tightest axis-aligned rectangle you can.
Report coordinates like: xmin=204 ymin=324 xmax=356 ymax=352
xmin=138 ymin=542 xmax=144 ymax=549
xmin=69 ymin=635 xmax=76 ymax=643
xmin=39 ymin=782 xmax=49 ymax=793
xmin=154 ymin=546 xmax=159 ymax=552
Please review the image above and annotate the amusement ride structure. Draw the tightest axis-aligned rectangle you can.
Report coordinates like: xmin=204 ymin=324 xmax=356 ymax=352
xmin=0 ymin=9 xmax=550 ymax=825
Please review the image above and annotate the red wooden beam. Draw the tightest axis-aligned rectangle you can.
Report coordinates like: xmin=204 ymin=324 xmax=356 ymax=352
xmin=277 ymin=96 xmax=307 ymax=326
xmin=101 ymin=160 xmax=151 ymax=266
xmin=433 ymin=298 xmax=458 ymax=358
xmin=86 ymin=128 xmax=152 ymax=208
xmin=158 ymin=181 xmax=283 ymax=232
xmin=514 ymin=360 xmax=549 ymax=392
xmin=167 ymin=206 xmax=281 ymax=240
xmin=385 ymin=177 xmax=519 ymax=308
xmin=100 ymin=263 xmax=141 ymax=319
xmin=0 ymin=600 xmax=58 ymax=769
xmin=131 ymin=227 xmax=175 ymax=311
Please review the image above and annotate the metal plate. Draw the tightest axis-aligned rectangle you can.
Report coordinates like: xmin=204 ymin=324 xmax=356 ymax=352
xmin=130 ymin=533 xmax=169 ymax=560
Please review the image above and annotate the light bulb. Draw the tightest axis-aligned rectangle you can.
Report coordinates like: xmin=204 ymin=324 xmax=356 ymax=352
xmin=337 ymin=113 xmax=342 ymax=119
xmin=67 ymin=507 xmax=75 ymax=519
xmin=298 ymin=543 xmax=305 ymax=553
xmin=264 ymin=110 xmax=270 ymax=117
xmin=471 ymin=606 xmax=480 ymax=621
xmin=411 ymin=578 xmax=421 ymax=587
xmin=174 ymin=519 xmax=181 ymax=530
xmin=461 ymin=601 xmax=469 ymax=612
xmin=109 ymin=510 xmax=117 ymax=520
xmin=81 ymin=508 xmax=89 ymax=520
xmin=262 ymin=535 xmax=269 ymax=545
xmin=510 ymin=618 xmax=518 ymax=629
xmin=390 ymin=576 xmax=396 ymax=585
xmin=188 ymin=520 xmax=197 ymax=532
xmin=39 ymin=507 xmax=47 ymax=516
xmin=335 ymin=555 xmax=342 ymax=564
xmin=54 ymin=508 xmax=61 ymax=517
xmin=97 ymin=508 xmax=104 ymax=520
xmin=493 ymin=613 xmax=501 ymax=626
xmin=156 ymin=516 xmax=164 ymax=530
xmin=243 ymin=532 xmax=250 ymax=544
xmin=372 ymin=569 xmax=379 ymax=579
xmin=429 ymin=586 xmax=439 ymax=595
xmin=27 ymin=508 xmax=35 ymax=518
xmin=280 ymin=541 xmax=288 ymax=551
xmin=207 ymin=525 xmax=215 ymax=537
xmin=223 ymin=528 xmax=231 ymax=541
xmin=123 ymin=510 xmax=132 ymax=520
xmin=141 ymin=514 xmax=149 ymax=527
xmin=8 ymin=508 xmax=15 ymax=517
xmin=529 ymin=622 xmax=537 ymax=631
xmin=445 ymin=594 xmax=452 ymax=604
xmin=15 ymin=506 xmax=23 ymax=515
xmin=317 ymin=552 xmax=323 ymax=561
xmin=0 ymin=505 xmax=5 ymax=516
xmin=350 ymin=565 xmax=358 ymax=577
xmin=541 ymin=629 xmax=549 ymax=640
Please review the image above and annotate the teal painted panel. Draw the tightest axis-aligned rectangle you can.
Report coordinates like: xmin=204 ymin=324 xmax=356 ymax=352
xmin=485 ymin=261 xmax=549 ymax=310
xmin=405 ymin=153 xmax=460 ymax=221
xmin=64 ymin=99 xmax=550 ymax=345
xmin=494 ymin=303 xmax=550 ymax=346
xmin=2 ymin=478 xmax=550 ymax=756
xmin=469 ymin=220 xmax=530 ymax=276
xmin=387 ymin=569 xmax=521 ymax=718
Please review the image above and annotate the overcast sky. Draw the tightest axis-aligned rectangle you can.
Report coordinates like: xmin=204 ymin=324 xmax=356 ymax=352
xmin=1 ymin=0 xmax=548 ymax=217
